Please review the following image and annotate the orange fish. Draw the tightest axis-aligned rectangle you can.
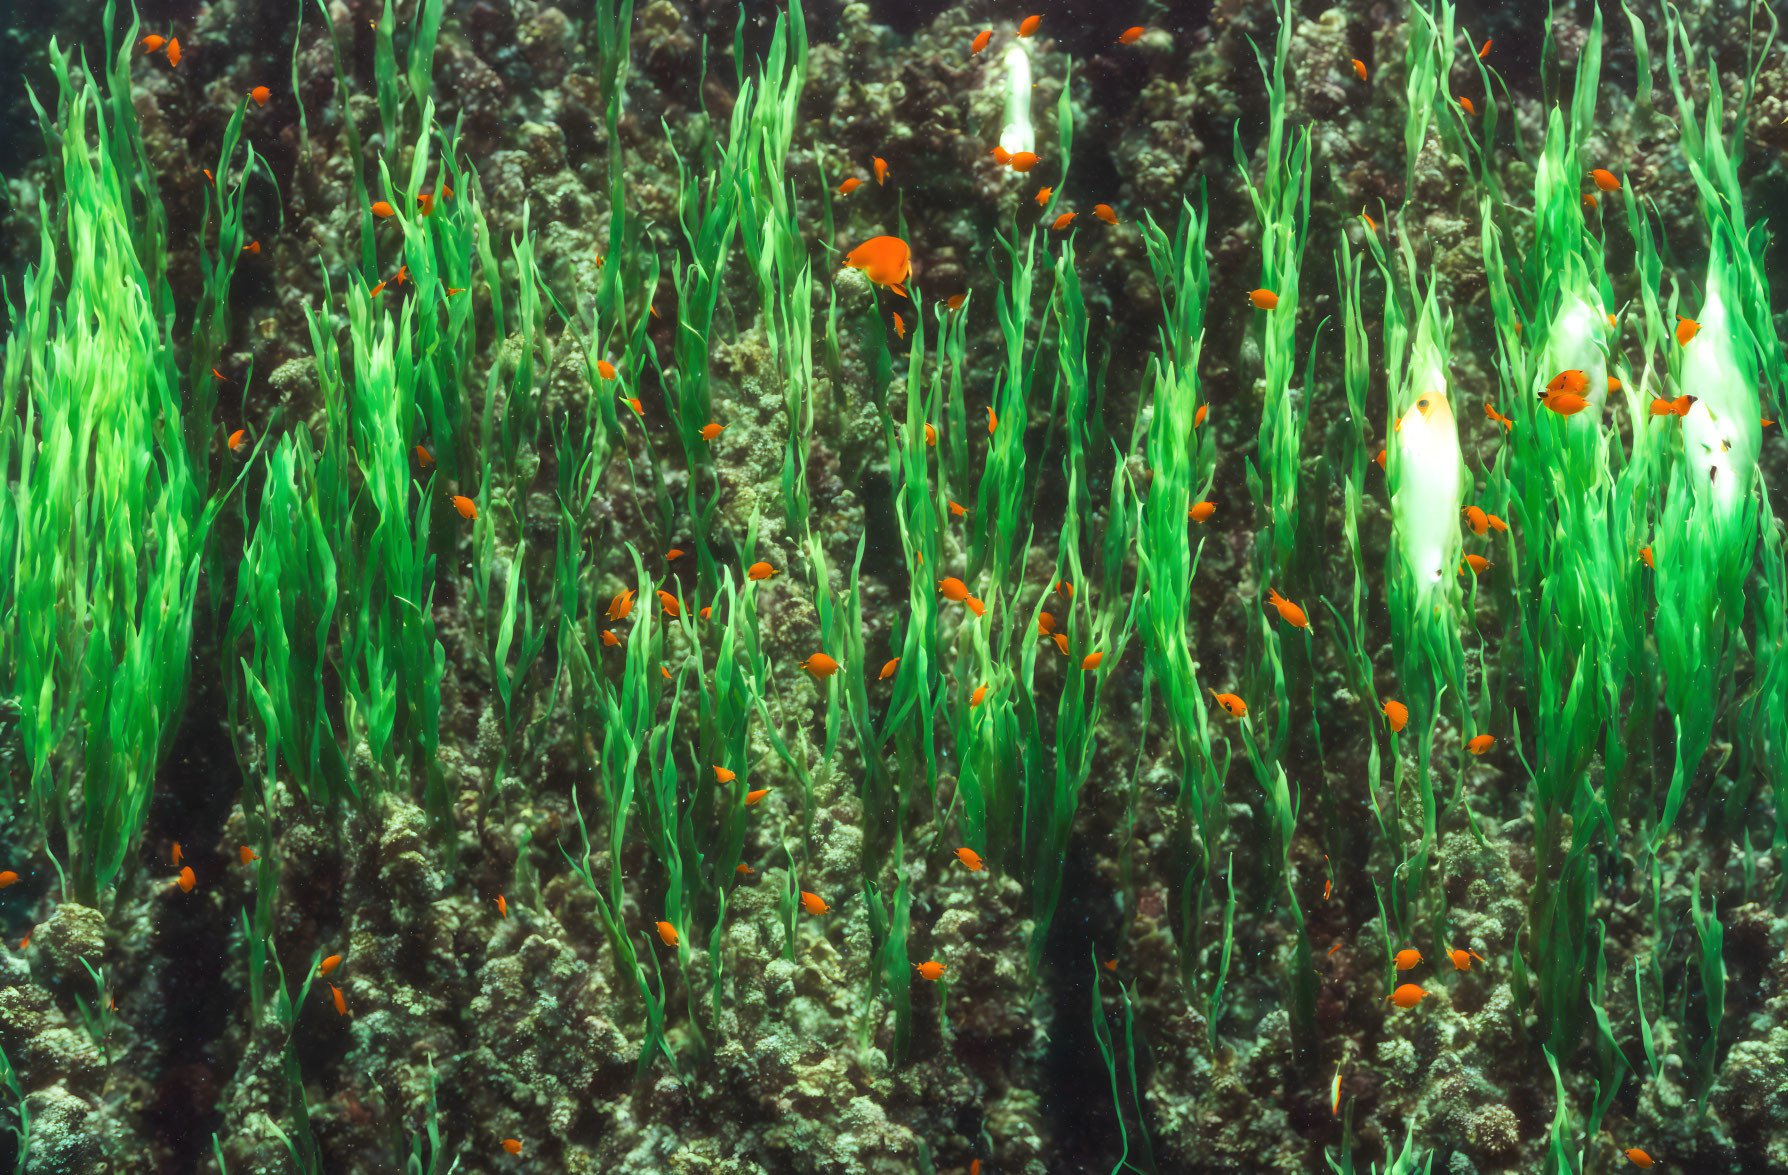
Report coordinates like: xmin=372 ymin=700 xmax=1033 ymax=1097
xmin=607 ymin=590 xmax=636 ymax=620
xmin=1382 ymin=700 xmax=1409 ymax=732
xmin=15 ymin=933 xmax=25 ymax=951
xmin=1591 ymin=168 xmax=1621 ymax=192
xmin=1639 ymin=546 xmax=1654 ymax=569
xmin=1541 ymin=393 xmax=1589 ymax=417
xmin=894 ymin=313 xmax=906 ymax=340
xmin=955 ymin=847 xmax=983 ymax=871
xmin=502 ymin=1140 xmax=523 ymax=1156
xmin=944 ymin=295 xmax=965 ymax=312
xmin=1608 ymin=376 xmax=1622 ymax=392
xmin=416 ymin=444 xmax=435 ymax=468
xmin=925 ymin=422 xmax=938 ymax=445
xmin=1467 ymin=734 xmax=1495 ymax=755
xmin=329 ymin=984 xmax=347 ymax=1015
xmin=914 ymin=960 xmax=946 ymax=981
xmin=1265 ymin=589 xmax=1308 ymax=629
xmin=701 ymin=422 xmax=725 ymax=440
xmin=845 ymin=236 xmax=913 ymax=298
xmin=596 ymin=359 xmax=617 ymax=380
xmin=249 ymin=86 xmax=271 ymax=107
xmin=172 ymin=843 xmax=183 ymax=865
xmin=601 ymin=629 xmax=620 ymax=646
xmin=1447 ymin=947 xmax=1487 ymax=971
xmin=1547 ymin=369 xmax=1589 ymax=396
xmin=800 ymin=891 xmax=830 ymax=916
xmin=1583 ymin=193 xmax=1598 ymax=211
xmin=1388 ymin=983 xmax=1428 ymax=1009
xmin=748 ymin=561 xmax=779 ymax=581
xmin=969 ymin=684 xmax=988 ymax=708
xmin=1051 ymin=212 xmax=1077 ymax=230
xmin=0 ymin=873 xmax=14 ymax=889
xmin=445 ymin=288 xmax=465 ymax=297
xmin=317 ymin=955 xmax=342 ymax=977
xmin=1037 ymin=612 xmax=1055 ymax=634
xmin=1350 ymin=58 xmax=1367 ymax=81
xmin=987 ymin=406 xmax=998 ymax=433
xmin=1056 ymin=580 xmax=1074 ymax=599
xmin=656 ymin=590 xmax=680 ymax=618
xmin=699 ymin=607 xmax=711 ymax=620
xmin=623 ymin=397 xmax=644 ymax=415
xmin=141 ymin=35 xmax=167 ymax=52
xmin=1081 ymin=651 xmax=1104 ymax=671
xmin=417 ymin=192 xmax=434 ymax=215
xmin=971 ymin=29 xmax=993 ymax=55
xmin=242 ymin=241 xmax=260 ymax=255
xmin=655 ymin=921 xmax=678 ymax=946
xmin=1394 ymin=948 xmax=1422 ymax=970
xmin=659 ymin=665 xmax=671 ymax=680
xmin=177 ymin=867 xmax=195 ymax=893
xmin=166 ymin=38 xmax=181 ymax=66
xmin=1049 ymin=632 xmax=1069 ymax=655
xmin=1249 ymin=288 xmax=1279 ymax=310
xmin=736 ymin=863 xmax=754 ymax=875
xmin=938 ymin=577 xmax=970 ymax=601
xmin=879 ymin=658 xmax=899 ymax=679
xmin=714 ymin=766 xmax=736 ymax=783
xmin=836 ymin=177 xmax=861 ymax=196
xmin=1374 ymin=449 xmax=1387 ymax=469
xmin=1462 ymin=554 xmax=1492 ymax=574
xmin=1209 ymin=689 xmax=1247 ymax=718
xmin=1019 ymin=14 xmax=1041 ymax=36
xmin=1194 ymin=404 xmax=1209 ymax=427
xmin=1485 ymin=514 xmax=1508 ymax=532
xmin=371 ymin=200 xmax=396 ymax=219
xmin=369 ymin=280 xmax=387 ymax=298
xmin=949 ymin=500 xmax=969 ymax=517
xmin=1653 ymin=395 xmax=1697 ymax=417
xmin=1009 ymin=151 xmax=1040 ymax=173
xmin=1458 ymin=95 xmax=1475 ymax=115
xmin=1676 ymin=315 xmax=1699 ymax=345
xmin=874 ymin=157 xmax=889 ymax=186
xmin=228 ymin=429 xmax=247 ymax=452
xmin=239 ymin=846 xmax=259 ymax=865
xmin=1116 ymin=26 xmax=1144 ymax=44
xmin=1623 ymin=1148 xmax=1653 ymax=1169
xmin=988 ymin=146 xmax=1012 ymax=166
xmin=1464 ymin=506 xmax=1488 ymax=535
xmin=495 ymin=895 xmax=507 ymax=917
xmin=744 ymin=788 xmax=771 ymax=805
xmin=1093 ymin=204 xmax=1118 ymax=225
xmin=802 ymin=653 xmax=840 ymax=678
xmin=450 ymin=495 xmax=477 ymax=520
xmin=1477 ymin=38 xmax=1492 ymax=58
xmin=964 ymin=596 xmax=986 ymax=617
xmin=1361 ymin=209 xmax=1378 ymax=231
xmin=393 ymin=265 xmax=409 ymax=287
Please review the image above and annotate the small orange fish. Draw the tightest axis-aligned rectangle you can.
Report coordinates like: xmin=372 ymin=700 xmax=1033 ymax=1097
xmin=736 ymin=863 xmax=754 ymax=875
xmin=596 ymin=359 xmax=618 ymax=380
xmin=1209 ymin=689 xmax=1247 ymax=718
xmin=242 ymin=241 xmax=260 ymax=255
xmin=925 ymin=423 xmax=938 ymax=445
xmin=744 ymin=788 xmax=771 ymax=805
xmin=1477 ymin=38 xmax=1492 ymax=58
xmin=166 ymin=37 xmax=181 ymax=66
xmin=0 ymin=873 xmax=15 ymax=889
xmin=1049 ymin=632 xmax=1069 ymax=655
xmin=1464 ymin=506 xmax=1488 ymax=535
xmin=1463 ymin=554 xmax=1492 ymax=574
xmin=371 ymin=200 xmax=396 ymax=219
xmin=1639 ymin=546 xmax=1655 ymax=569
xmin=949 ymin=500 xmax=969 ymax=517
xmin=987 ymin=406 xmax=998 ymax=433
xmin=1194 ymin=404 xmax=1209 ymax=427
xmin=1606 ymin=313 xmax=1618 ymax=329
xmin=1394 ymin=948 xmax=1422 ymax=970
xmin=1591 ymin=168 xmax=1621 ymax=192
xmin=1608 ymin=376 xmax=1622 ymax=392
xmin=239 ymin=846 xmax=259 ymax=865
xmin=16 ymin=933 xmax=26 ymax=951
xmin=330 ymin=984 xmax=347 ymax=1015
xmin=1446 ymin=947 xmax=1487 ymax=971
xmin=844 ymin=236 xmax=913 ymax=298
xmin=1484 ymin=401 xmax=1513 ymax=430
xmin=1458 ymin=95 xmax=1476 ymax=115
xmin=495 ymin=895 xmax=507 ymax=917
xmin=1037 ymin=613 xmax=1054 ymax=634
xmin=623 ymin=397 xmax=644 ymax=415
xmin=1323 ymin=879 xmax=1332 ymax=900
xmin=914 ymin=960 xmax=946 ymax=981
xmin=228 ymin=429 xmax=246 ymax=452
xmin=938 ymin=577 xmax=970 ymax=601
xmin=1388 ymin=983 xmax=1428 ymax=1009
xmin=1676 ymin=315 xmax=1699 ymax=345
xmin=1467 ymin=734 xmax=1495 ymax=755
xmin=1051 ymin=212 xmax=1077 ymax=230
xmin=989 ymin=146 xmax=1012 ymax=166
xmin=1249 ymin=288 xmax=1279 ymax=310
xmin=1485 ymin=514 xmax=1508 ymax=532
xmin=1541 ymin=393 xmax=1589 ymax=417
xmin=369 ymin=280 xmax=387 ymax=298
xmin=1056 ymin=580 xmax=1074 ymax=599
xmin=714 ymin=766 xmax=736 ymax=783
xmin=317 ymin=954 xmax=342 ymax=977
xmin=141 ymin=35 xmax=167 ymax=52
xmin=177 ymin=866 xmax=196 ymax=892
xmin=1081 ymin=651 xmax=1104 ymax=671
xmin=655 ymin=921 xmax=678 ymax=946
xmin=1583 ymin=193 xmax=1598 ymax=211
xmin=666 ymin=548 xmax=685 ymax=561
xmin=249 ymin=86 xmax=271 ymax=107
xmin=748 ymin=561 xmax=779 ymax=581
xmin=1035 ymin=186 xmax=1053 ymax=206
xmin=1019 ymin=14 xmax=1041 ymax=36
xmin=1116 ymin=26 xmax=1144 ymax=44
xmin=445 ymin=288 xmax=466 ymax=297
xmin=894 ymin=313 xmax=906 ymax=340
xmin=656 ymin=590 xmax=680 ymax=618
xmin=964 ymin=596 xmax=986 ymax=617
xmin=969 ymin=684 xmax=988 ymax=708
xmin=971 ymin=29 xmax=993 ymax=55
xmin=1764 ymin=418 xmax=1777 ymax=428
xmin=1546 ymin=369 xmax=1589 ymax=396
xmin=836 ymin=177 xmax=861 ymax=196
xmin=874 ymin=157 xmax=889 ymax=186
xmin=1350 ymin=58 xmax=1367 ymax=81
xmin=601 ymin=629 xmax=620 ymax=646
xmin=865 ymin=657 xmax=893 ymax=682
xmin=1375 ymin=449 xmax=1387 ymax=469
xmin=1382 ymin=700 xmax=1409 ymax=732
xmin=699 ymin=607 xmax=711 ymax=620
xmin=1093 ymin=204 xmax=1118 ymax=225
xmin=450 ymin=495 xmax=477 ymax=520
xmin=1361 ymin=209 xmax=1378 ymax=232
xmin=416 ymin=444 xmax=435 ymax=467
xmin=393 ymin=265 xmax=408 ymax=287
xmin=802 ymin=653 xmax=840 ymax=678
xmin=1265 ymin=589 xmax=1308 ymax=629
xmin=944 ymin=295 xmax=965 ymax=312
xmin=955 ymin=847 xmax=983 ymax=871
xmin=1004 ymin=151 xmax=1039 ymax=174
xmin=800 ymin=891 xmax=830 ymax=916
xmin=172 ymin=843 xmax=183 ymax=865
xmin=1623 ymin=1147 xmax=1653 ymax=1169
xmin=608 ymin=590 xmax=636 ymax=620
xmin=417 ymin=192 xmax=434 ymax=216
xmin=701 ymin=422 xmax=725 ymax=440
xmin=502 ymin=1140 xmax=523 ymax=1156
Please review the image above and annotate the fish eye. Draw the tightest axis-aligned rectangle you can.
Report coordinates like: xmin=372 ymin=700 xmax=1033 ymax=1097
xmin=1417 ymin=398 xmax=1430 ymax=412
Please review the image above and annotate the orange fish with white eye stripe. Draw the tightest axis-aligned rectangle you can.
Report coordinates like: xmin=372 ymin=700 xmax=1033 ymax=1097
xmin=1208 ymin=689 xmax=1247 ymax=718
